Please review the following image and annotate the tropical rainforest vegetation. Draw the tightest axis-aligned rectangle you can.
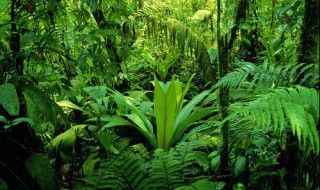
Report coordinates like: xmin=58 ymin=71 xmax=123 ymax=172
xmin=0 ymin=0 xmax=319 ymax=189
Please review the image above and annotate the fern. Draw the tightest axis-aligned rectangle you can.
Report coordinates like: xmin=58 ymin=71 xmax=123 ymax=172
xmin=77 ymin=138 xmax=216 ymax=190
xmin=148 ymin=149 xmax=183 ymax=189
xmin=215 ymin=61 xmax=319 ymax=90
xmin=171 ymin=136 xmax=212 ymax=179
xmin=229 ymin=119 xmax=267 ymax=150
xmin=79 ymin=149 xmax=149 ymax=190
xmin=214 ymin=62 xmax=257 ymax=90
xmin=230 ymin=86 xmax=319 ymax=154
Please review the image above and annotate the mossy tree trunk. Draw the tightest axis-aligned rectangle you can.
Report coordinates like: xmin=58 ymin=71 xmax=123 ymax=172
xmin=217 ymin=1 xmax=248 ymax=189
xmin=217 ymin=0 xmax=230 ymax=187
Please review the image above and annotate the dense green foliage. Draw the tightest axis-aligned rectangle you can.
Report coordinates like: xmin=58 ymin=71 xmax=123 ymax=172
xmin=0 ymin=0 xmax=319 ymax=189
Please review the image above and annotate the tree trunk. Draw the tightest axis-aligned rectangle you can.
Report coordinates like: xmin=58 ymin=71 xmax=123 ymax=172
xmin=217 ymin=1 xmax=249 ymax=189
xmin=228 ymin=0 xmax=248 ymax=50
xmin=217 ymin=0 xmax=230 ymax=188
xmin=295 ymin=0 xmax=319 ymax=87
xmin=10 ymin=0 xmax=23 ymax=75
xmin=297 ymin=0 xmax=319 ymax=65
xmin=285 ymin=0 xmax=319 ymax=189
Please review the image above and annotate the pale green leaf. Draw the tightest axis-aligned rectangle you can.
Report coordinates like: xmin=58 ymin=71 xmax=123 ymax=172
xmin=56 ymin=100 xmax=84 ymax=111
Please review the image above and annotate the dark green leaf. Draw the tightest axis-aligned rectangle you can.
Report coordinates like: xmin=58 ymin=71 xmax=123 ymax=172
xmin=0 ymin=83 xmax=20 ymax=116
xmin=26 ymin=154 xmax=57 ymax=190
xmin=234 ymin=155 xmax=246 ymax=177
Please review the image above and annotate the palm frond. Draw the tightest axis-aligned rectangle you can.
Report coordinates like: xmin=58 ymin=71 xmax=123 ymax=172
xmin=230 ymin=86 xmax=319 ymax=155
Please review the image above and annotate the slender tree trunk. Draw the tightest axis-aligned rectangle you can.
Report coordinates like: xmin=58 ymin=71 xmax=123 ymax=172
xmin=217 ymin=0 xmax=230 ymax=188
xmin=217 ymin=1 xmax=249 ymax=189
xmin=10 ymin=0 xmax=23 ymax=75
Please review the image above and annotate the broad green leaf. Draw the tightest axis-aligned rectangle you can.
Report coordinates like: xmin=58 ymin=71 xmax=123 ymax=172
xmin=111 ymin=90 xmax=156 ymax=148
xmin=86 ymin=115 xmax=114 ymax=122
xmin=22 ymin=84 xmax=66 ymax=127
xmin=4 ymin=117 xmax=34 ymax=129
xmin=171 ymin=107 xmax=216 ymax=146
xmin=140 ymin=101 xmax=154 ymax=114
xmin=178 ymin=73 xmax=196 ymax=110
xmin=0 ymin=178 xmax=8 ymax=190
xmin=209 ymin=151 xmax=220 ymax=169
xmin=126 ymin=114 xmax=149 ymax=135
xmin=98 ymin=131 xmax=112 ymax=150
xmin=164 ymin=78 xmax=178 ymax=150
xmin=234 ymin=155 xmax=246 ymax=177
xmin=154 ymin=76 xmax=166 ymax=149
xmin=0 ymin=83 xmax=20 ymax=116
xmin=174 ymin=90 xmax=210 ymax=129
xmin=154 ymin=76 xmax=177 ymax=151
xmin=0 ymin=116 xmax=8 ymax=124
xmin=82 ymin=153 xmax=100 ymax=176
xmin=100 ymin=116 xmax=133 ymax=130
xmin=174 ymin=186 xmax=194 ymax=190
xmin=56 ymin=100 xmax=84 ymax=111
xmin=84 ymin=86 xmax=107 ymax=101
xmin=26 ymin=154 xmax=56 ymax=190
xmin=47 ymin=126 xmax=84 ymax=155
xmin=233 ymin=183 xmax=246 ymax=190
xmin=98 ymin=131 xmax=119 ymax=154
xmin=111 ymin=90 xmax=154 ymax=132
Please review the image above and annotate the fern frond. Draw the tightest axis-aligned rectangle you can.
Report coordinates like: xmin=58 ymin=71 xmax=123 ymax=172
xmin=215 ymin=61 xmax=319 ymax=90
xmin=148 ymin=149 xmax=183 ymax=189
xmin=80 ymin=149 xmax=149 ymax=190
xmin=214 ymin=62 xmax=257 ymax=89
xmin=171 ymin=137 xmax=212 ymax=179
xmin=230 ymin=86 xmax=319 ymax=155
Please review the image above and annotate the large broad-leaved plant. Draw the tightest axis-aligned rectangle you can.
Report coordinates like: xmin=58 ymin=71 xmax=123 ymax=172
xmin=102 ymin=75 xmax=215 ymax=150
